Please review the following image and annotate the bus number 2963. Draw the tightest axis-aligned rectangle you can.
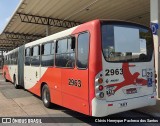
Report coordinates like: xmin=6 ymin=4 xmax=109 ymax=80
xmin=68 ymin=79 xmax=82 ymax=87
xmin=105 ymin=68 xmax=123 ymax=76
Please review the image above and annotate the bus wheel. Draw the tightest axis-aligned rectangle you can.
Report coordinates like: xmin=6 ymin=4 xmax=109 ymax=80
xmin=42 ymin=85 xmax=51 ymax=108
xmin=14 ymin=76 xmax=19 ymax=89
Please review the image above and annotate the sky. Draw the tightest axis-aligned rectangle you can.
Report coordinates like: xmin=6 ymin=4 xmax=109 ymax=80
xmin=0 ymin=0 xmax=21 ymax=33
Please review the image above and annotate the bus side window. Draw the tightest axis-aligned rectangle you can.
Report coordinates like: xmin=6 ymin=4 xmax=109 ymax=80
xmin=10 ymin=53 xmax=13 ymax=65
xmin=31 ymin=45 xmax=40 ymax=66
xmin=8 ymin=55 xmax=11 ymax=65
xmin=12 ymin=52 xmax=15 ymax=65
xmin=55 ymin=37 xmax=75 ymax=68
xmin=6 ymin=55 xmax=8 ymax=65
xmin=55 ymin=38 xmax=67 ymax=67
xmin=3 ymin=56 xmax=5 ymax=65
xmin=15 ymin=50 xmax=18 ymax=65
xmin=71 ymin=37 xmax=75 ymax=50
xmin=5 ymin=56 xmax=7 ymax=65
xmin=51 ymin=42 xmax=55 ymax=55
xmin=41 ymin=42 xmax=54 ymax=67
xmin=12 ymin=52 xmax=14 ymax=65
xmin=67 ymin=37 xmax=75 ymax=67
xmin=25 ymin=48 xmax=31 ymax=66
xmin=77 ymin=32 xmax=89 ymax=69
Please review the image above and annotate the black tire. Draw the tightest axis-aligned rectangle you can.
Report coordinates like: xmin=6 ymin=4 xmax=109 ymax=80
xmin=42 ymin=85 xmax=52 ymax=108
xmin=14 ymin=75 xmax=19 ymax=89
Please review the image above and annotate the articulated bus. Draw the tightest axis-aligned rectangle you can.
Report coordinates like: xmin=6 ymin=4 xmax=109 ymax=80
xmin=3 ymin=19 xmax=156 ymax=117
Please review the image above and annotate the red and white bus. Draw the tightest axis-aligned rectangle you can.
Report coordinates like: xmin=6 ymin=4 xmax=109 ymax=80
xmin=3 ymin=19 xmax=156 ymax=117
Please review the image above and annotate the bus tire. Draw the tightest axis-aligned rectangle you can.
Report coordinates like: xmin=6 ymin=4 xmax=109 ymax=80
xmin=42 ymin=84 xmax=52 ymax=108
xmin=14 ymin=75 xmax=19 ymax=89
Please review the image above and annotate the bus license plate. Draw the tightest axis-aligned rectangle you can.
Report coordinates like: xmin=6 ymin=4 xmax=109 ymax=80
xmin=119 ymin=102 xmax=128 ymax=108
xmin=126 ymin=88 xmax=137 ymax=94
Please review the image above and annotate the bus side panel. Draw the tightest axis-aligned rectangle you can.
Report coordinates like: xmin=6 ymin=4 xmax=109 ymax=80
xmin=70 ymin=20 xmax=102 ymax=115
xmin=88 ymin=20 xmax=102 ymax=115
xmin=28 ymin=67 xmax=90 ymax=114
xmin=3 ymin=65 xmax=12 ymax=81
xmin=61 ymin=69 xmax=89 ymax=115
xmin=24 ymin=66 xmax=41 ymax=95
xmin=28 ymin=67 xmax=63 ymax=105
xmin=41 ymin=67 xmax=62 ymax=106
xmin=9 ymin=65 xmax=18 ymax=83
xmin=27 ymin=81 xmax=41 ymax=97
xmin=27 ymin=67 xmax=46 ymax=97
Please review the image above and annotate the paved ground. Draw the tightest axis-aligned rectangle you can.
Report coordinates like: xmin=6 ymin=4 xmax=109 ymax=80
xmin=0 ymin=75 xmax=70 ymax=117
xmin=0 ymin=70 xmax=160 ymax=126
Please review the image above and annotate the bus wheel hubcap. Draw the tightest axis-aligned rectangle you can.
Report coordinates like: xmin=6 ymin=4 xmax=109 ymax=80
xmin=44 ymin=89 xmax=49 ymax=104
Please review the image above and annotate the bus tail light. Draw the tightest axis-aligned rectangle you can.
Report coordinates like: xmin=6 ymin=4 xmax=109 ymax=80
xmin=155 ymin=73 xmax=157 ymax=84
xmin=98 ymin=78 xmax=103 ymax=84
xmin=95 ymin=72 xmax=105 ymax=99
xmin=99 ymin=92 xmax=104 ymax=98
xmin=98 ymin=85 xmax=104 ymax=91
xmin=96 ymin=78 xmax=103 ymax=84
xmin=155 ymin=79 xmax=157 ymax=84
xmin=96 ymin=92 xmax=104 ymax=98
xmin=155 ymin=74 xmax=157 ymax=78
xmin=96 ymin=85 xmax=104 ymax=91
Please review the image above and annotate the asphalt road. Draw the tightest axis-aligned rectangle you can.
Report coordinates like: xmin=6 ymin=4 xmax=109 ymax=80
xmin=0 ymin=74 xmax=159 ymax=126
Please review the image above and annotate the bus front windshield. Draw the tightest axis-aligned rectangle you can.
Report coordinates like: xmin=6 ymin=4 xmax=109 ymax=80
xmin=101 ymin=22 xmax=154 ymax=62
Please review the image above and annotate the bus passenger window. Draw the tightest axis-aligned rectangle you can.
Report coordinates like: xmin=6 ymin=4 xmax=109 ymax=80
xmin=12 ymin=52 xmax=16 ymax=65
xmin=51 ymin=43 xmax=55 ymax=54
xmin=12 ymin=52 xmax=15 ymax=65
xmin=15 ymin=51 xmax=18 ymax=65
xmin=55 ymin=37 xmax=75 ymax=68
xmin=71 ymin=37 xmax=75 ymax=50
xmin=14 ymin=51 xmax=18 ymax=65
xmin=32 ymin=46 xmax=40 ymax=56
xmin=66 ymin=37 xmax=75 ymax=67
xmin=4 ymin=56 xmax=6 ymax=65
xmin=77 ymin=32 xmax=89 ymax=69
xmin=10 ymin=53 xmax=13 ymax=65
xmin=25 ymin=48 xmax=30 ymax=66
xmin=8 ymin=55 xmax=11 ymax=65
xmin=31 ymin=45 xmax=40 ymax=66
xmin=41 ymin=42 xmax=54 ymax=67
xmin=5 ymin=56 xmax=8 ymax=65
xmin=41 ymin=43 xmax=51 ymax=55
